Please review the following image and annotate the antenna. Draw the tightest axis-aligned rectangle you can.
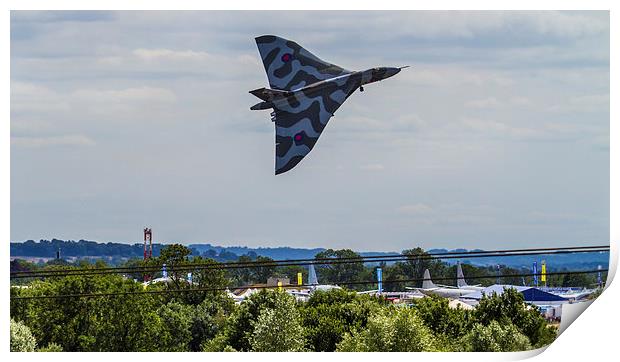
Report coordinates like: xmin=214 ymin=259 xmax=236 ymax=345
xmin=144 ymin=228 xmax=153 ymax=260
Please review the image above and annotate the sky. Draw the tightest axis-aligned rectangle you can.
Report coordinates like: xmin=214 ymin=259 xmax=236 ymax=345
xmin=10 ymin=11 xmax=610 ymax=251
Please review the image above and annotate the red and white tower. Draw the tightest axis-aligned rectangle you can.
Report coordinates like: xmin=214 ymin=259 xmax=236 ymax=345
xmin=144 ymin=228 xmax=153 ymax=260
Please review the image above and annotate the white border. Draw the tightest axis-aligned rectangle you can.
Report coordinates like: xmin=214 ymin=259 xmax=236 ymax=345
xmin=3 ymin=1 xmax=616 ymax=361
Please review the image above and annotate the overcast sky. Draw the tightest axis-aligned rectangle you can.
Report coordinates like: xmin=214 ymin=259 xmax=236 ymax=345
xmin=10 ymin=11 xmax=609 ymax=251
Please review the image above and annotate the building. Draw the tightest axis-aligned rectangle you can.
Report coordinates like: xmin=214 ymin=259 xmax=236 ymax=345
xmin=460 ymin=284 xmax=569 ymax=307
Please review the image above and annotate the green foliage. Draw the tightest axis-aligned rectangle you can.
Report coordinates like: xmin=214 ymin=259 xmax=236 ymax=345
xmin=459 ymin=321 xmax=531 ymax=352
xmin=474 ymin=288 xmax=557 ymax=347
xmin=314 ymin=249 xmax=364 ymax=287
xmin=300 ymin=289 xmax=385 ymax=351
xmin=10 ymin=255 xmax=561 ymax=352
xmin=276 ymin=265 xmax=307 ymax=285
xmin=187 ymin=295 xmax=235 ymax=351
xmin=336 ymin=306 xmax=437 ymax=352
xmin=10 ymin=318 xmax=37 ymax=352
xmin=561 ymin=271 xmax=596 ymax=288
xmin=11 ymin=274 xmax=165 ymax=351
xmin=157 ymin=302 xmax=193 ymax=351
xmin=414 ymin=295 xmax=474 ymax=339
xmin=250 ymin=291 xmax=306 ymax=351
xmin=37 ymin=343 xmax=63 ymax=352
xmin=382 ymin=248 xmax=445 ymax=290
xmin=204 ymin=289 xmax=282 ymax=351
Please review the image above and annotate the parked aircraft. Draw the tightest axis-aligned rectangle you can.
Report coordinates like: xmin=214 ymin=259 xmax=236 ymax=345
xmin=406 ymin=269 xmax=472 ymax=298
xmin=456 ymin=262 xmax=485 ymax=291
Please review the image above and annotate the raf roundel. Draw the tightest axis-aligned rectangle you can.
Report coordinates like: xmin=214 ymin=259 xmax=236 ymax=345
xmin=293 ymin=132 xmax=305 ymax=146
xmin=281 ymin=53 xmax=293 ymax=63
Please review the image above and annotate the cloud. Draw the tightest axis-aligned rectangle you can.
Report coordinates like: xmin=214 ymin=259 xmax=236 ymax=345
xmin=548 ymin=93 xmax=610 ymax=113
xmin=465 ymin=96 xmax=533 ymax=109
xmin=133 ymin=48 xmax=214 ymax=62
xmin=11 ymin=11 xmax=116 ymax=24
xmin=460 ymin=117 xmax=542 ymax=139
xmin=359 ymin=164 xmax=385 ymax=171
xmin=11 ymin=135 xmax=96 ymax=148
xmin=465 ymin=97 xmax=503 ymax=109
xmin=72 ymin=86 xmax=177 ymax=104
xmin=397 ymin=203 xmax=433 ymax=215
xmin=9 ymin=11 xmax=609 ymax=249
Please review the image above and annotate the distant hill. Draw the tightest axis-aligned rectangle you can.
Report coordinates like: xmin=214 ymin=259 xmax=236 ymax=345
xmin=427 ymin=248 xmax=609 ymax=271
xmin=10 ymin=239 xmax=609 ymax=270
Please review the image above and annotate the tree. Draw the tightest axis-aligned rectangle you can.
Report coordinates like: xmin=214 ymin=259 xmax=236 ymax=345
xmin=383 ymin=248 xmax=445 ymax=290
xmin=175 ymin=256 xmax=230 ymax=305
xmin=459 ymin=321 xmax=531 ymax=352
xmin=414 ymin=295 xmax=473 ymax=340
xmin=314 ymin=249 xmax=364 ymax=286
xmin=204 ymin=289 xmax=282 ymax=351
xmin=474 ymin=288 xmax=557 ymax=347
xmin=157 ymin=302 xmax=193 ymax=351
xmin=11 ymin=274 xmax=165 ymax=351
xmin=250 ymin=292 xmax=306 ymax=352
xmin=251 ymin=256 xmax=277 ymax=284
xmin=187 ymin=296 xmax=235 ymax=351
xmin=10 ymin=318 xmax=37 ymax=352
xmin=276 ymin=264 xmax=307 ymax=286
xmin=37 ymin=343 xmax=63 ymax=352
xmin=228 ymin=255 xmax=253 ymax=285
xmin=155 ymin=244 xmax=193 ymax=284
xmin=300 ymin=288 xmax=385 ymax=351
xmin=336 ymin=307 xmax=437 ymax=352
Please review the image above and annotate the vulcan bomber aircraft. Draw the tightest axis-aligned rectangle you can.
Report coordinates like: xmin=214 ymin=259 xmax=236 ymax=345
xmin=250 ymin=35 xmax=407 ymax=175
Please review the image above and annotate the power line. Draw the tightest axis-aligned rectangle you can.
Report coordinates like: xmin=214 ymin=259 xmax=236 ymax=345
xmin=10 ymin=246 xmax=609 ymax=279
xmin=10 ymin=269 xmax=607 ymax=301
xmin=12 ymin=244 xmax=607 ymax=275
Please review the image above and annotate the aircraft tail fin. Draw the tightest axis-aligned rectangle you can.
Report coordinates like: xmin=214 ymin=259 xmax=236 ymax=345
xmin=308 ymin=263 xmax=318 ymax=285
xmin=457 ymin=262 xmax=468 ymax=288
xmin=255 ymin=35 xmax=350 ymax=91
xmin=422 ymin=269 xmax=437 ymax=289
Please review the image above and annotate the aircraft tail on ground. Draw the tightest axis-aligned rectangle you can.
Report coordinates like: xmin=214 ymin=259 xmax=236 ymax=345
xmin=457 ymin=262 xmax=468 ymax=288
xmin=422 ymin=269 xmax=437 ymax=289
xmin=308 ymin=263 xmax=318 ymax=285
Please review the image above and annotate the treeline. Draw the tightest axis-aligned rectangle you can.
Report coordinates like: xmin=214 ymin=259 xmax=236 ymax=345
xmin=10 ymin=239 xmax=239 ymax=263
xmin=10 ymin=248 xmax=559 ymax=352
xmin=11 ymin=244 xmax=604 ymax=352
xmin=11 ymin=283 xmax=558 ymax=352
xmin=11 ymin=239 xmax=166 ymax=258
xmin=11 ymin=240 xmax=609 ymax=272
xmin=10 ymin=245 xmax=602 ymax=290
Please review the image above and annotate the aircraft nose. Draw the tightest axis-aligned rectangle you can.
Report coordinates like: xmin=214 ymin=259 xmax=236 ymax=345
xmin=382 ymin=67 xmax=401 ymax=79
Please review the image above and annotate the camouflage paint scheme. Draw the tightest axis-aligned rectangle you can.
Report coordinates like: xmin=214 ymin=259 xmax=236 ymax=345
xmin=250 ymin=35 xmax=404 ymax=175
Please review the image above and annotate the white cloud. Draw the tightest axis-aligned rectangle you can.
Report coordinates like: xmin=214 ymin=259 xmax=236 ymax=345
xmin=465 ymin=97 xmax=503 ymax=109
xmin=133 ymin=48 xmax=214 ymax=62
xmin=72 ymin=86 xmax=177 ymax=103
xmin=397 ymin=203 xmax=433 ymax=215
xmin=548 ymin=93 xmax=610 ymax=113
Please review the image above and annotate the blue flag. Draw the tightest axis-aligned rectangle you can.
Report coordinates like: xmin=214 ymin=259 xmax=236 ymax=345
xmin=377 ymin=267 xmax=383 ymax=294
